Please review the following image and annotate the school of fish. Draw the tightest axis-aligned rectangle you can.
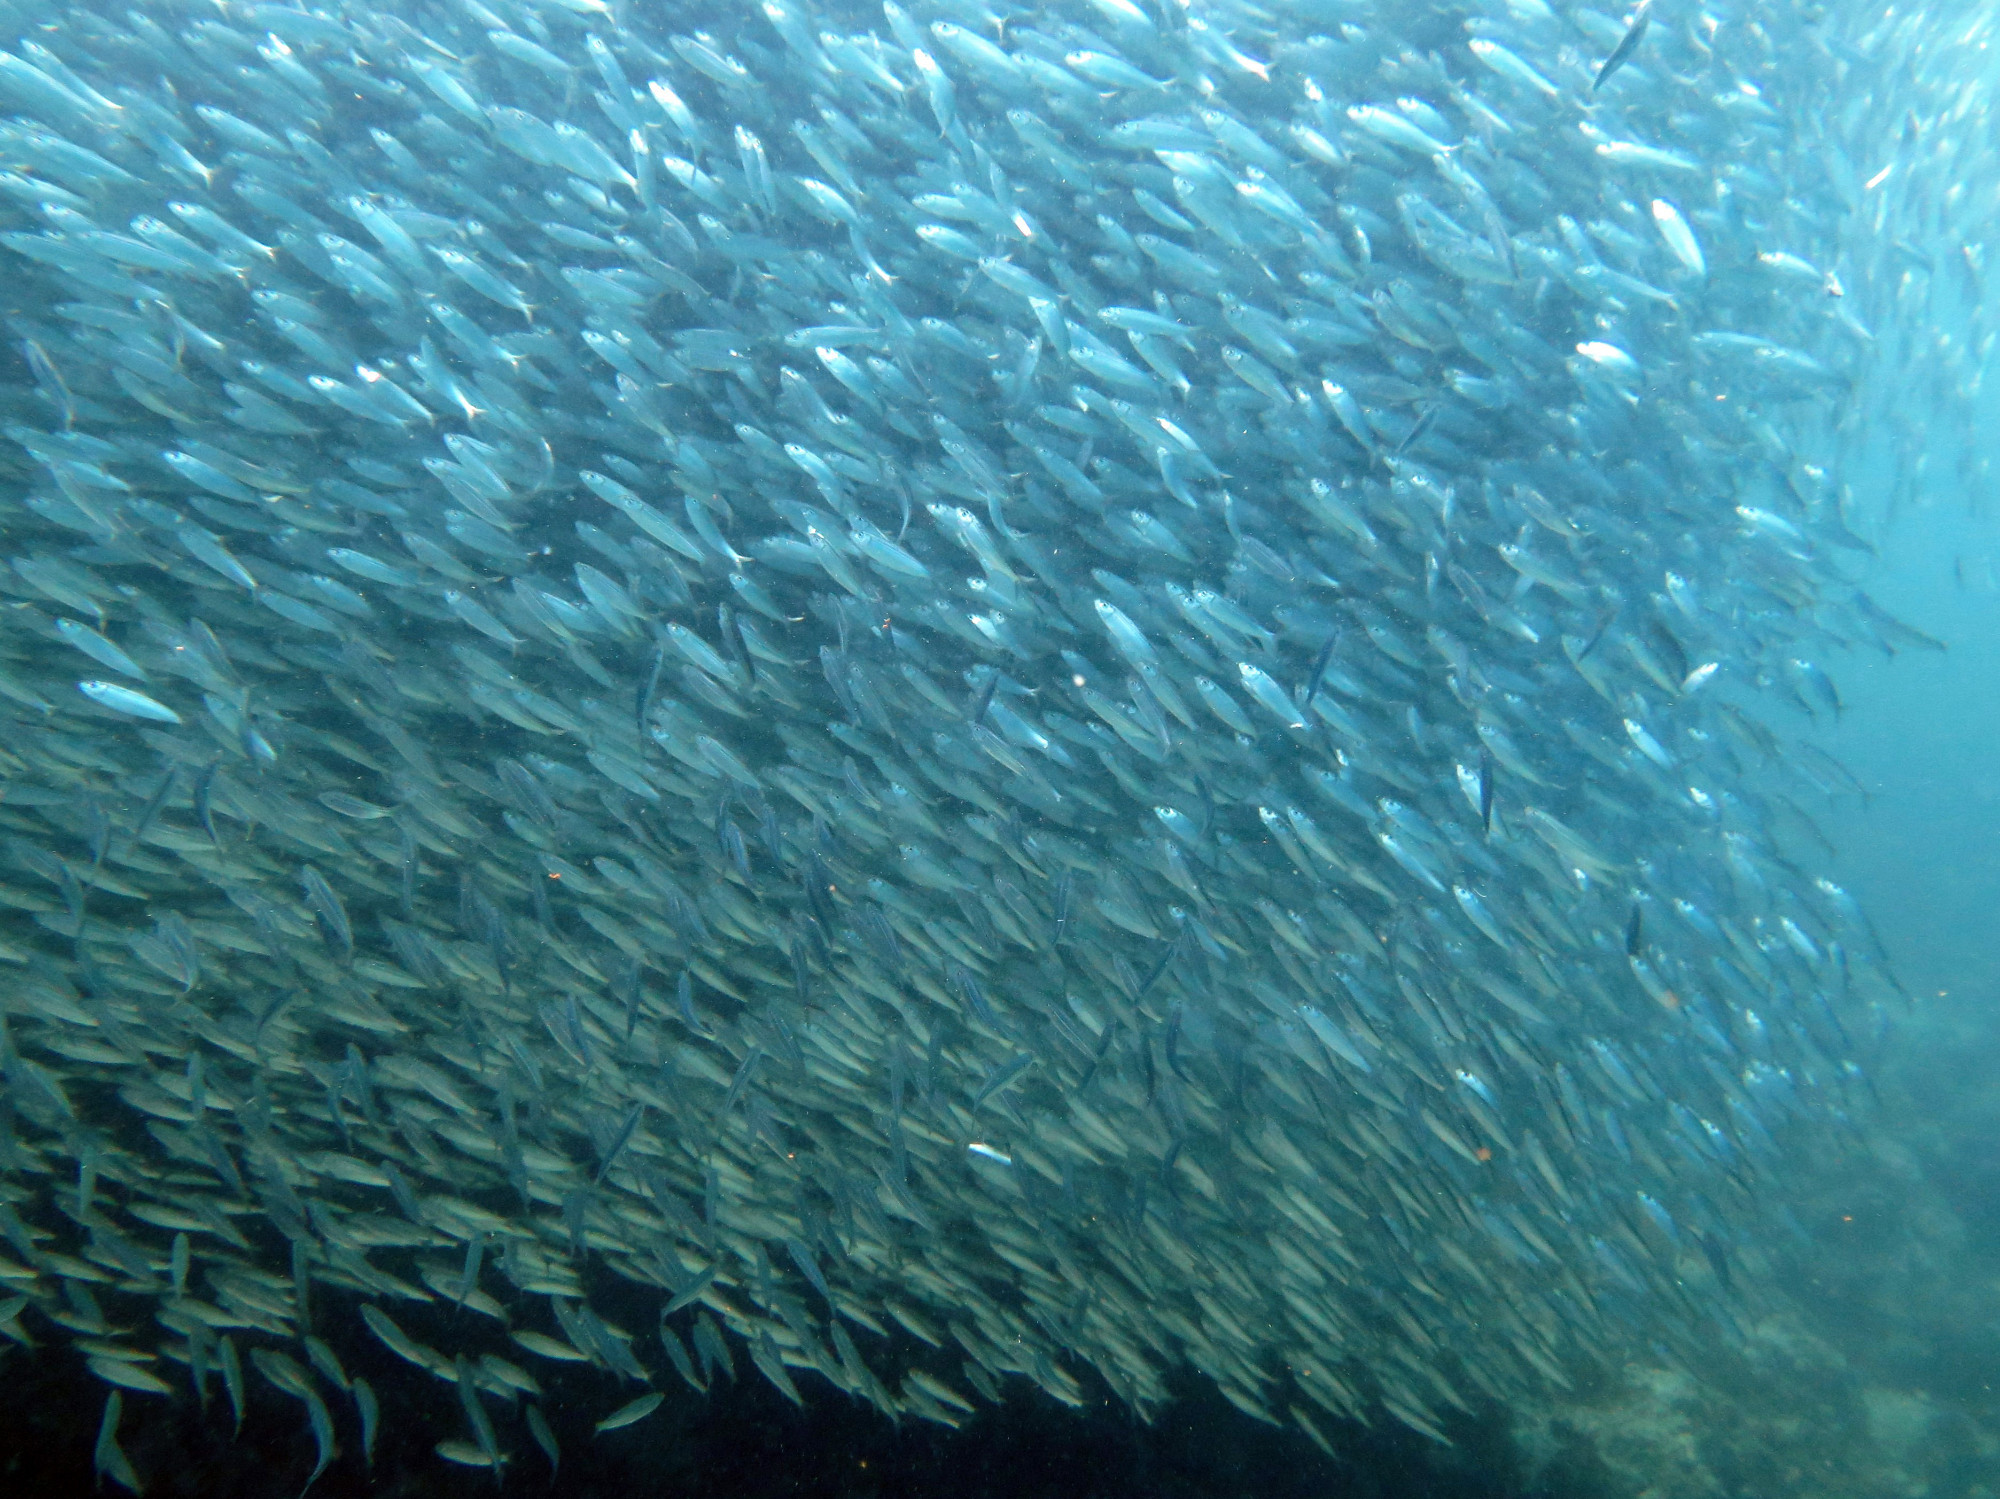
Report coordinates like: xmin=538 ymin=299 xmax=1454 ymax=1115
xmin=0 ymin=0 xmax=1979 ymax=1486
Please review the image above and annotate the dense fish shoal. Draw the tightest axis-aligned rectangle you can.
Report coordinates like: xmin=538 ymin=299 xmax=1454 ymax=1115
xmin=0 ymin=0 xmax=1974 ymax=1487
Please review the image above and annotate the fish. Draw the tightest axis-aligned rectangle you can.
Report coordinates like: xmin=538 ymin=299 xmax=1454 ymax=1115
xmin=354 ymin=1377 xmax=380 ymax=1469
xmin=594 ymin=1391 xmax=664 ymax=1432
xmin=54 ymin=618 xmax=147 ymax=680
xmin=525 ymin=1403 xmax=559 ymax=1475
xmin=93 ymin=1391 xmax=140 ymax=1495
xmin=0 ymin=0 xmax=1936 ymax=1482
xmin=76 ymin=681 xmax=180 ymax=723
xmin=298 ymin=865 xmax=353 ymax=965
xmin=1593 ymin=0 xmax=1656 ymax=92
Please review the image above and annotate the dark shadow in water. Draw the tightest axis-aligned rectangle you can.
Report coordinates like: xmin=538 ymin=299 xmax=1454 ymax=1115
xmin=0 ymin=1277 xmax=1596 ymax=1499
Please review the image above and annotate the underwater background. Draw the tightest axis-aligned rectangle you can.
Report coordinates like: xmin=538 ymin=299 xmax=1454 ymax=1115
xmin=0 ymin=0 xmax=1994 ymax=1495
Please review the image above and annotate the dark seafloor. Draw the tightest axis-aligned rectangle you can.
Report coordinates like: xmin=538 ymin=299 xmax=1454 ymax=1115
xmin=0 ymin=1311 xmax=1535 ymax=1499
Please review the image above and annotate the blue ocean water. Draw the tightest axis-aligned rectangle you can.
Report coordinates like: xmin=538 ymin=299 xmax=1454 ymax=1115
xmin=1778 ymin=488 xmax=2000 ymax=1499
xmin=0 ymin=0 xmax=1994 ymax=1494
xmin=1819 ymin=508 xmax=2000 ymax=1006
